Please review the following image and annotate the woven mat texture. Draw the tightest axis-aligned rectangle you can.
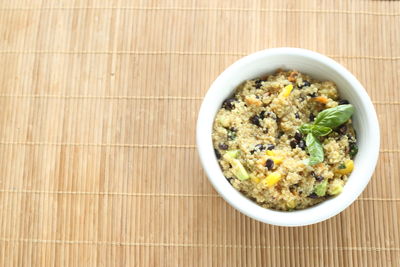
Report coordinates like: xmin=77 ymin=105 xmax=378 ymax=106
xmin=0 ymin=0 xmax=399 ymax=266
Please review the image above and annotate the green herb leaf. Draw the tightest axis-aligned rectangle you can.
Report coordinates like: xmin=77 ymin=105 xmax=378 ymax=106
xmin=311 ymin=125 xmax=332 ymax=137
xmin=298 ymin=124 xmax=332 ymax=137
xmin=338 ymin=163 xmax=346 ymax=169
xmin=299 ymin=123 xmax=313 ymax=135
xmin=306 ymin=133 xmax=324 ymax=165
xmin=314 ymin=104 xmax=354 ymax=128
xmin=349 ymin=143 xmax=358 ymax=159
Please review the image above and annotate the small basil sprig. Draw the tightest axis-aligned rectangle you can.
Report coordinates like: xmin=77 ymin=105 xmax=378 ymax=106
xmin=314 ymin=104 xmax=354 ymax=128
xmin=299 ymin=104 xmax=354 ymax=165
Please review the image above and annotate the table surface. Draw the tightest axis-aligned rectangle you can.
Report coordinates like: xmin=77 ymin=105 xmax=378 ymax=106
xmin=0 ymin=0 xmax=399 ymax=266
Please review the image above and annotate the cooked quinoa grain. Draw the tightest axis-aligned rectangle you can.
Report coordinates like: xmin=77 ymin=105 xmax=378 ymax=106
xmin=212 ymin=70 xmax=357 ymax=211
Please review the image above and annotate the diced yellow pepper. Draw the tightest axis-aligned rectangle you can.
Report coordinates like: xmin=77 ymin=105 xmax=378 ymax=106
xmin=336 ymin=160 xmax=354 ymax=175
xmin=271 ymin=156 xmax=283 ymax=165
xmin=251 ymin=176 xmax=261 ymax=184
xmin=280 ymin=84 xmax=293 ymax=98
xmin=265 ymin=150 xmax=283 ymax=165
xmin=266 ymin=150 xmax=275 ymax=156
xmin=262 ymin=172 xmax=282 ymax=188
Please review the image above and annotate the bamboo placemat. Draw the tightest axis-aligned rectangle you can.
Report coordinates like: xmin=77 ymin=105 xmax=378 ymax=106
xmin=0 ymin=0 xmax=399 ymax=266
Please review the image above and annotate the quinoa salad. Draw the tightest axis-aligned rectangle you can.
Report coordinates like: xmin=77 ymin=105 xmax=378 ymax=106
xmin=212 ymin=70 xmax=358 ymax=211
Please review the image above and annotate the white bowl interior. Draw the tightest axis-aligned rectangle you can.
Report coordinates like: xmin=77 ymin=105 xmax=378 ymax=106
xmin=197 ymin=48 xmax=380 ymax=226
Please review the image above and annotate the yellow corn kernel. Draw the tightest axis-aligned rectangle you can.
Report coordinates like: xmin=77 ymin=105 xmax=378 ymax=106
xmin=262 ymin=172 xmax=282 ymax=188
xmin=287 ymin=199 xmax=297 ymax=209
xmin=280 ymin=84 xmax=293 ymax=98
xmin=266 ymin=150 xmax=275 ymax=156
xmin=336 ymin=160 xmax=354 ymax=175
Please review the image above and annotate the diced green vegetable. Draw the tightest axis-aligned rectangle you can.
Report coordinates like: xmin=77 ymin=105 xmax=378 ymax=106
xmin=329 ymin=180 xmax=344 ymax=195
xmin=230 ymin=159 xmax=249 ymax=181
xmin=218 ymin=116 xmax=230 ymax=127
xmin=223 ymin=150 xmax=240 ymax=161
xmin=314 ymin=180 xmax=328 ymax=197
xmin=223 ymin=150 xmax=249 ymax=180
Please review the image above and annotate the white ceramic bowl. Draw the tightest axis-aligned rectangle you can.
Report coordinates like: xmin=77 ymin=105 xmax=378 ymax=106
xmin=196 ymin=48 xmax=380 ymax=227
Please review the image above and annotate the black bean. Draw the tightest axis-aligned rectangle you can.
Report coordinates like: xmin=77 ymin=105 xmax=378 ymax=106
xmin=338 ymin=99 xmax=349 ymax=105
xmin=309 ymin=113 xmax=315 ymax=122
xmin=255 ymin=79 xmax=262 ymax=89
xmin=290 ymin=140 xmax=298 ymax=149
xmin=308 ymin=92 xmax=317 ymax=98
xmin=298 ymin=80 xmax=311 ymax=89
xmin=250 ymin=150 xmax=255 ymax=155
xmin=218 ymin=143 xmax=228 ymax=150
xmin=294 ymin=132 xmax=302 ymax=141
xmin=222 ymin=97 xmax=236 ymax=110
xmin=295 ymin=112 xmax=300 ymax=119
xmin=214 ymin=149 xmax=221 ymax=159
xmin=267 ymin=144 xmax=275 ymax=150
xmin=298 ymin=140 xmax=306 ymax=150
xmin=259 ymin=111 xmax=266 ymax=119
xmin=250 ymin=115 xmax=261 ymax=127
xmin=311 ymin=171 xmax=324 ymax=182
xmin=337 ymin=124 xmax=347 ymax=135
xmin=265 ymin=159 xmax=274 ymax=170
xmin=308 ymin=193 xmax=319 ymax=199
xmin=255 ymin=144 xmax=266 ymax=151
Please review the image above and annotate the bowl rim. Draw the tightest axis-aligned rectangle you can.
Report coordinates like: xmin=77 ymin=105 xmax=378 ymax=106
xmin=196 ymin=47 xmax=380 ymax=226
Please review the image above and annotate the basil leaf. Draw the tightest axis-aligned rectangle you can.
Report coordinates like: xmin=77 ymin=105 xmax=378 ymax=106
xmin=306 ymin=133 xmax=324 ymax=165
xmin=299 ymin=124 xmax=332 ymax=137
xmin=314 ymin=104 xmax=354 ymax=128
xmin=311 ymin=125 xmax=332 ymax=137
xmin=299 ymin=123 xmax=313 ymax=135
